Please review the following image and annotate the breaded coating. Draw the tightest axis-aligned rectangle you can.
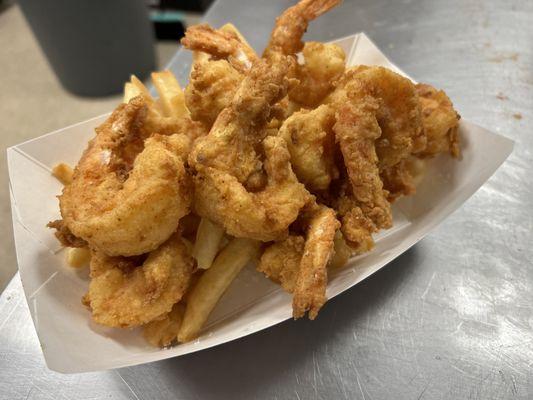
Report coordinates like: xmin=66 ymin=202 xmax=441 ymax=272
xmin=182 ymin=23 xmax=259 ymax=129
xmin=47 ymin=0 xmax=464 ymax=335
xmin=279 ymin=104 xmax=338 ymax=192
xmin=47 ymin=219 xmax=87 ymax=248
xmin=415 ymin=83 xmax=461 ymax=158
xmin=60 ymin=99 xmax=192 ymax=256
xmin=86 ymin=234 xmax=193 ymax=328
xmin=333 ymin=99 xmax=392 ymax=251
xmin=330 ymin=66 xmax=425 ymax=170
xmin=191 ymin=56 xmax=311 ymax=241
xmin=293 ymin=205 xmax=339 ymax=319
xmin=290 ymin=42 xmax=346 ymax=107
xmin=258 ymin=235 xmax=305 ymax=292
xmin=181 ymin=24 xmax=258 ymax=73
xmin=381 ymin=84 xmax=460 ymax=200
xmin=194 ymin=136 xmax=311 ymax=241
xmin=258 ymin=205 xmax=340 ymax=319
xmin=185 ymin=59 xmax=243 ymax=129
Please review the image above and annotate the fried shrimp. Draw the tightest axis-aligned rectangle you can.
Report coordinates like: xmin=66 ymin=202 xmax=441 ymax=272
xmin=258 ymin=235 xmax=304 ymax=293
xmin=45 ymin=0 xmax=465 ymax=347
xmin=195 ymin=135 xmax=311 ymax=241
xmin=279 ymin=104 xmax=338 ymax=192
xmin=181 ymin=23 xmax=258 ymax=73
xmin=183 ymin=24 xmax=258 ymax=128
xmin=332 ymin=98 xmax=392 ymax=252
xmin=258 ymin=204 xmax=339 ymax=319
xmin=415 ymin=83 xmax=461 ymax=158
xmin=263 ymin=0 xmax=341 ymax=59
xmin=189 ymin=54 xmax=311 ymax=241
xmin=293 ymin=205 xmax=339 ymax=319
xmin=190 ymin=55 xmax=291 ymax=185
xmin=60 ymin=98 xmax=192 ymax=256
xmin=85 ymin=233 xmax=194 ymax=328
xmin=324 ymin=66 xmax=427 ymax=247
xmin=290 ymin=41 xmax=346 ymax=107
xmin=330 ymin=66 xmax=425 ymax=171
xmin=185 ymin=58 xmax=243 ymax=129
xmin=380 ymin=84 xmax=460 ymax=200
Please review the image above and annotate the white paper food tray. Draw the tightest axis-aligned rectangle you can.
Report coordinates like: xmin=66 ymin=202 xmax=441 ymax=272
xmin=7 ymin=33 xmax=513 ymax=373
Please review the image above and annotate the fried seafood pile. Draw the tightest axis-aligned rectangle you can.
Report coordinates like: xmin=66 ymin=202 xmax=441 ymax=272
xmin=49 ymin=0 xmax=460 ymax=346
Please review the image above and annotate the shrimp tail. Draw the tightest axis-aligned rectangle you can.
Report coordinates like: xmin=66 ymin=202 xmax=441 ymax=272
xmin=181 ymin=23 xmax=258 ymax=72
xmin=263 ymin=0 xmax=342 ymax=58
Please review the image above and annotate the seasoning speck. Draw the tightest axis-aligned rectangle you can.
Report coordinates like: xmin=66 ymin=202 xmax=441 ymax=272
xmin=496 ymin=92 xmax=508 ymax=101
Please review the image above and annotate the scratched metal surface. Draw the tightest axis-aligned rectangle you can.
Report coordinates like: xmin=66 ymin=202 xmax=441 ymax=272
xmin=1 ymin=0 xmax=532 ymax=398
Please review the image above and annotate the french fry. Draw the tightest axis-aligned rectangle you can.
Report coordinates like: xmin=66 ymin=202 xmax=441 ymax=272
xmin=151 ymin=70 xmax=189 ymax=118
xmin=123 ymin=75 xmax=152 ymax=103
xmin=123 ymin=82 xmax=141 ymax=103
xmin=192 ymin=218 xmax=225 ymax=270
xmin=178 ymin=237 xmax=260 ymax=342
xmin=66 ymin=247 xmax=91 ymax=268
xmin=52 ymin=163 xmax=74 ymax=185
xmin=130 ymin=75 xmax=152 ymax=98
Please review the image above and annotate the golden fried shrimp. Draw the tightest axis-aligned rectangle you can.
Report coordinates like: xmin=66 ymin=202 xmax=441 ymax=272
xmin=258 ymin=235 xmax=304 ymax=293
xmin=330 ymin=66 xmax=425 ymax=171
xmin=183 ymin=24 xmax=258 ymax=129
xmin=181 ymin=23 xmax=258 ymax=73
xmin=184 ymin=0 xmax=341 ymax=126
xmin=333 ymin=97 xmax=392 ymax=251
xmin=333 ymin=185 xmax=377 ymax=254
xmin=324 ymin=66 xmax=425 ymax=240
xmin=415 ymin=83 xmax=461 ymax=158
xmin=85 ymin=234 xmax=194 ymax=328
xmin=377 ymin=83 xmax=460 ymax=200
xmin=258 ymin=204 xmax=339 ymax=318
xmin=378 ymin=84 xmax=459 ymax=200
xmin=190 ymin=56 xmax=291 ymax=184
xmin=259 ymin=224 xmax=351 ymax=288
xmin=60 ymin=98 xmax=192 ymax=256
xmin=185 ymin=58 xmax=243 ymax=129
xmin=263 ymin=0 xmax=341 ymax=59
xmin=289 ymin=42 xmax=346 ymax=107
xmin=190 ymin=55 xmax=311 ymax=241
xmin=293 ymin=205 xmax=339 ymax=319
xmin=194 ymin=136 xmax=311 ymax=241
xmin=143 ymin=107 xmax=206 ymax=143
xmin=279 ymin=104 xmax=338 ymax=192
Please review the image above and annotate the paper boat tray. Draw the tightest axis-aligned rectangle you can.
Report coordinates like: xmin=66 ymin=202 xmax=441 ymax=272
xmin=7 ymin=33 xmax=513 ymax=373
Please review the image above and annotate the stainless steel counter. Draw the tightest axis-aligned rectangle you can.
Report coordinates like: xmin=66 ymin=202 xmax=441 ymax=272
xmin=2 ymin=0 xmax=532 ymax=398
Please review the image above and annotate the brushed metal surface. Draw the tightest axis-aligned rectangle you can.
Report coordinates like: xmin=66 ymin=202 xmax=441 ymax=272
xmin=2 ymin=0 xmax=532 ymax=398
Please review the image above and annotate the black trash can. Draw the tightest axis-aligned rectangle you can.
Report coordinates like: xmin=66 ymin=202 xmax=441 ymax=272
xmin=18 ymin=0 xmax=156 ymax=96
